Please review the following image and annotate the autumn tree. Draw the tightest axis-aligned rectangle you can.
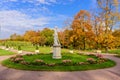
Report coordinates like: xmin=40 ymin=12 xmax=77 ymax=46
xmin=96 ymin=0 xmax=120 ymax=52
xmin=10 ymin=33 xmax=23 ymax=41
xmin=59 ymin=29 xmax=72 ymax=48
xmin=112 ymin=28 xmax=120 ymax=48
xmin=23 ymin=30 xmax=46 ymax=45
xmin=71 ymin=10 xmax=93 ymax=50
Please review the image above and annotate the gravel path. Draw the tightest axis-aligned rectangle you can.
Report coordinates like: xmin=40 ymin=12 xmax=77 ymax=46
xmin=0 ymin=55 xmax=120 ymax=80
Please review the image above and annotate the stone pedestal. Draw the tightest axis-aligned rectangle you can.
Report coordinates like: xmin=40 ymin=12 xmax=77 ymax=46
xmin=69 ymin=50 xmax=74 ymax=54
xmin=53 ymin=45 xmax=61 ymax=59
xmin=96 ymin=50 xmax=101 ymax=53
xmin=18 ymin=50 xmax=22 ymax=54
xmin=35 ymin=50 xmax=39 ymax=54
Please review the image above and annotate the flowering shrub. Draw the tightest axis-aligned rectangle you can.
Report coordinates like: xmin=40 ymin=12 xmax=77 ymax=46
xmin=47 ymin=63 xmax=56 ymax=66
xmin=26 ymin=54 xmax=33 ymax=56
xmin=20 ymin=61 xmax=29 ymax=65
xmin=62 ymin=59 xmax=72 ymax=63
xmin=12 ymin=57 xmax=24 ymax=63
xmin=10 ymin=55 xmax=24 ymax=63
xmin=97 ymin=59 xmax=106 ymax=64
xmin=32 ymin=59 xmax=45 ymax=65
xmin=61 ymin=59 xmax=72 ymax=66
xmin=78 ymin=62 xmax=86 ymax=65
xmin=16 ymin=55 xmax=23 ymax=58
xmin=87 ymin=54 xmax=96 ymax=56
xmin=87 ymin=58 xmax=96 ymax=64
xmin=35 ymin=59 xmax=44 ymax=63
xmin=10 ymin=56 xmax=16 ymax=60
xmin=96 ymin=54 xmax=103 ymax=59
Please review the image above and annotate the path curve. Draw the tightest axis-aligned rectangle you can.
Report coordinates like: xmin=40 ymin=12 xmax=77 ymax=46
xmin=0 ymin=55 xmax=120 ymax=80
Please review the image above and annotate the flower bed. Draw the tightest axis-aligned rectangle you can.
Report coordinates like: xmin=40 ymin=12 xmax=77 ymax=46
xmin=2 ymin=53 xmax=116 ymax=71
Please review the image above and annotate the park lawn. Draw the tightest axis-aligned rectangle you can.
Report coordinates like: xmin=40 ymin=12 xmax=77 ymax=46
xmin=102 ymin=49 xmax=120 ymax=58
xmin=1 ymin=41 xmax=79 ymax=54
xmin=108 ymin=49 xmax=120 ymax=54
xmin=2 ymin=53 xmax=116 ymax=71
xmin=0 ymin=49 xmax=15 ymax=56
xmin=21 ymin=46 xmax=52 ymax=53
xmin=14 ymin=46 xmax=78 ymax=54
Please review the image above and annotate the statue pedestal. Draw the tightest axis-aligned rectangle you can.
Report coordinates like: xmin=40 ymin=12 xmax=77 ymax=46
xmin=53 ymin=45 xmax=61 ymax=59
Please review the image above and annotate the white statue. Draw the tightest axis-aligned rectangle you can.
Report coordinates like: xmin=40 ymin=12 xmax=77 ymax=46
xmin=54 ymin=27 xmax=60 ymax=45
xmin=53 ymin=26 xmax=61 ymax=59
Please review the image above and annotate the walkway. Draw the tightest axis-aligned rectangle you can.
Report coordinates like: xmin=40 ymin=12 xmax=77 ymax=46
xmin=0 ymin=55 xmax=120 ymax=80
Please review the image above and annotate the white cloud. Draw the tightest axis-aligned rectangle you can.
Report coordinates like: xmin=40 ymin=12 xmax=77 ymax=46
xmin=0 ymin=0 xmax=74 ymax=5
xmin=0 ymin=10 xmax=49 ymax=38
xmin=1 ymin=0 xmax=57 ymax=5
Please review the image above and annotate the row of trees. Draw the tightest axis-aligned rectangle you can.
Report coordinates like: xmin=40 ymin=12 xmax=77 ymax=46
xmin=7 ymin=0 xmax=120 ymax=51
xmin=10 ymin=28 xmax=54 ymax=46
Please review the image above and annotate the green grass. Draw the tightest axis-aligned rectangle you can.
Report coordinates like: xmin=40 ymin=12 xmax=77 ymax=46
xmin=2 ymin=53 xmax=116 ymax=71
xmin=103 ymin=49 xmax=120 ymax=58
xmin=21 ymin=46 xmax=52 ymax=53
xmin=107 ymin=49 xmax=120 ymax=54
xmin=23 ymin=53 xmax=90 ymax=63
xmin=0 ymin=49 xmax=15 ymax=56
xmin=14 ymin=46 xmax=74 ymax=54
xmin=0 ymin=41 xmax=78 ymax=54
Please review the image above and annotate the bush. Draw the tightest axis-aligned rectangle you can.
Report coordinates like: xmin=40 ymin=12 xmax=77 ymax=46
xmin=26 ymin=53 xmax=33 ymax=56
xmin=16 ymin=54 xmax=23 ymax=58
xmin=47 ymin=63 xmax=56 ymax=66
xmin=95 ymin=54 xmax=103 ymax=59
xmin=12 ymin=57 xmax=24 ymax=63
xmin=35 ymin=46 xmax=39 ymax=50
xmin=78 ymin=62 xmax=87 ymax=65
xmin=62 ymin=59 xmax=72 ymax=63
xmin=87 ymin=58 xmax=96 ymax=64
xmin=96 ymin=59 xmax=106 ymax=64
xmin=10 ymin=55 xmax=24 ymax=63
xmin=20 ymin=61 xmax=29 ymax=65
xmin=6 ymin=45 xmax=9 ymax=48
xmin=61 ymin=59 xmax=72 ymax=66
xmin=31 ymin=59 xmax=45 ymax=66
xmin=18 ymin=46 xmax=22 ymax=50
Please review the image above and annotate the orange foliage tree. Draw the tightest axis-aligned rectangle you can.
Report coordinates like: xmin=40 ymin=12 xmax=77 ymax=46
xmin=71 ymin=10 xmax=94 ymax=50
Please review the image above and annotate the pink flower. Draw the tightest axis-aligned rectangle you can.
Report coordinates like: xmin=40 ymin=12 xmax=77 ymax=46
xmin=62 ymin=59 xmax=72 ymax=63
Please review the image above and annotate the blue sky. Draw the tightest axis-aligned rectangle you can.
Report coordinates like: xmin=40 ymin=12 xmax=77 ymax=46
xmin=0 ymin=0 xmax=96 ymax=39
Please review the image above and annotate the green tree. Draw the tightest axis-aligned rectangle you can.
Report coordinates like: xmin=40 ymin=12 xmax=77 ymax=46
xmin=40 ymin=28 xmax=54 ymax=46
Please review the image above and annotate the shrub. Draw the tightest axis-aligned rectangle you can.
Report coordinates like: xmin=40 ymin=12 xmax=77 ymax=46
xmin=31 ymin=59 xmax=45 ymax=65
xmin=35 ymin=46 xmax=39 ymax=50
xmin=47 ymin=63 xmax=56 ymax=66
xmin=97 ymin=59 xmax=106 ymax=64
xmin=26 ymin=53 xmax=33 ymax=56
xmin=35 ymin=59 xmax=44 ymax=63
xmin=61 ymin=59 xmax=72 ymax=66
xmin=96 ymin=54 xmax=103 ymax=59
xmin=16 ymin=55 xmax=23 ymax=58
xmin=13 ymin=57 xmax=24 ymax=63
xmin=10 ymin=55 xmax=24 ymax=63
xmin=10 ymin=56 xmax=16 ymax=60
xmin=78 ymin=62 xmax=86 ymax=65
xmin=62 ymin=59 xmax=72 ymax=63
xmin=18 ymin=46 xmax=22 ymax=50
xmin=6 ymin=45 xmax=9 ymax=48
xmin=20 ymin=61 xmax=29 ymax=65
xmin=87 ymin=58 xmax=96 ymax=64
xmin=87 ymin=54 xmax=96 ymax=56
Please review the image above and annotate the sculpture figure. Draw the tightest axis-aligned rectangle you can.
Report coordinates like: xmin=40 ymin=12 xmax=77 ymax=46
xmin=53 ymin=27 xmax=60 ymax=45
